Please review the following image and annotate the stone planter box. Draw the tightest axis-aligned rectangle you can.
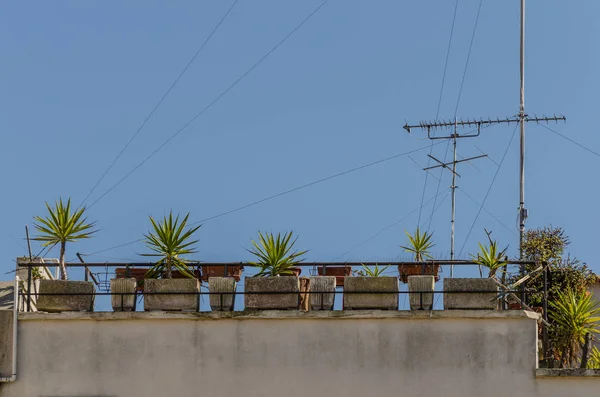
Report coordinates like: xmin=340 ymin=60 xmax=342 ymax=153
xmin=144 ymin=278 xmax=199 ymax=312
xmin=209 ymin=277 xmax=237 ymax=311
xmin=110 ymin=278 xmax=137 ymax=312
xmin=408 ymin=275 xmax=435 ymax=310
xmin=444 ymin=278 xmax=498 ymax=310
xmin=309 ymin=276 xmax=336 ymax=310
xmin=343 ymin=276 xmax=398 ymax=310
xmin=36 ymin=280 xmax=95 ymax=312
xmin=244 ymin=277 xmax=299 ymax=310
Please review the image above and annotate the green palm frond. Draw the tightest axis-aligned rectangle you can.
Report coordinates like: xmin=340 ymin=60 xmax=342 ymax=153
xmin=33 ymin=197 xmax=96 ymax=279
xmin=472 ymin=240 xmax=508 ymax=278
xmin=248 ymin=231 xmax=307 ymax=277
xmin=142 ymin=211 xmax=201 ymax=279
xmin=400 ymin=228 xmax=435 ymax=262
xmin=356 ymin=263 xmax=390 ymax=277
xmin=33 ymin=198 xmax=96 ymax=246
xmin=550 ymin=289 xmax=600 ymax=367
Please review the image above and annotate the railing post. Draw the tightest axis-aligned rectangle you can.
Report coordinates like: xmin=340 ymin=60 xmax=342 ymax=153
xmin=27 ymin=264 xmax=32 ymax=312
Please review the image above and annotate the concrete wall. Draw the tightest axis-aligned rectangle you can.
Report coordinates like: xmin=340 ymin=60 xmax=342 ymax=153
xmin=0 ymin=310 xmax=598 ymax=397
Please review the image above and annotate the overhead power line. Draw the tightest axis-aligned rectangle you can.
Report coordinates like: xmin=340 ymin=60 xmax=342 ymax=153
xmin=417 ymin=0 xmax=460 ymax=225
xmin=540 ymin=124 xmax=600 ymax=159
xmin=428 ymin=0 xmax=485 ymax=231
xmin=80 ymin=0 xmax=240 ymax=207
xmin=333 ymin=190 xmax=449 ymax=261
xmin=457 ymin=123 xmax=518 ymax=257
xmin=84 ymin=141 xmax=441 ymax=257
xmin=86 ymin=0 xmax=331 ymax=210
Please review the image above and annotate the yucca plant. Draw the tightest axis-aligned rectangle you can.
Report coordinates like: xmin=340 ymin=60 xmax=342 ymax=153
xmin=356 ymin=263 xmax=390 ymax=277
xmin=472 ymin=240 xmax=508 ymax=278
xmin=142 ymin=212 xmax=200 ymax=279
xmin=33 ymin=198 xmax=96 ymax=280
xmin=401 ymin=228 xmax=435 ymax=261
xmin=588 ymin=346 xmax=600 ymax=369
xmin=549 ymin=289 xmax=600 ymax=367
xmin=248 ymin=231 xmax=307 ymax=277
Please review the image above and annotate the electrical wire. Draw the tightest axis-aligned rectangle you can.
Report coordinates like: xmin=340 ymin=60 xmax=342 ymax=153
xmin=79 ymin=0 xmax=240 ymax=207
xmin=332 ymin=190 xmax=449 ymax=261
xmin=457 ymin=187 xmax=518 ymax=237
xmin=84 ymin=141 xmax=442 ymax=257
xmin=420 ymin=189 xmax=451 ymax=230
xmin=540 ymin=124 xmax=600 ymax=159
xmin=417 ymin=0 xmax=460 ymax=226
xmin=427 ymin=0 xmax=485 ymax=231
xmin=457 ymin=123 xmax=518 ymax=258
xmin=86 ymin=0 xmax=331 ymax=210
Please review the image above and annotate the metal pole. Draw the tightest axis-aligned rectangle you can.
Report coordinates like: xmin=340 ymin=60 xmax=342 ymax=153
xmin=519 ymin=0 xmax=527 ymax=303
xmin=450 ymin=122 xmax=457 ymax=277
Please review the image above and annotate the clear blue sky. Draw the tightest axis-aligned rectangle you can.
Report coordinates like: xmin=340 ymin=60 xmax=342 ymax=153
xmin=2 ymin=0 xmax=599 ymax=290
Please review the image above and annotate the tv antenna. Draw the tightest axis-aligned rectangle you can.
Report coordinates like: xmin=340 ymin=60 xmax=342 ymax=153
xmin=407 ymin=119 xmax=488 ymax=277
xmin=404 ymin=0 xmax=566 ymax=277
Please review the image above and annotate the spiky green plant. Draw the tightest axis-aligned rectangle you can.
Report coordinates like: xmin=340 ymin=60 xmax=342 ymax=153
xmin=33 ymin=198 xmax=96 ymax=280
xmin=401 ymin=228 xmax=435 ymax=261
xmin=356 ymin=263 xmax=390 ymax=277
xmin=248 ymin=231 xmax=307 ymax=277
xmin=472 ymin=240 xmax=508 ymax=278
xmin=142 ymin=212 xmax=200 ymax=279
xmin=549 ymin=289 xmax=600 ymax=367
xmin=588 ymin=346 xmax=600 ymax=369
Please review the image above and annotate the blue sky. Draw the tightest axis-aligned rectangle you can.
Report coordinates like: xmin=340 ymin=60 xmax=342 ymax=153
xmin=1 ymin=0 xmax=599 ymax=301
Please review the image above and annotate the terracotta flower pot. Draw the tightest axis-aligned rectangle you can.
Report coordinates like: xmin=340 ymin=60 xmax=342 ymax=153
xmin=398 ymin=263 xmax=440 ymax=284
xmin=318 ymin=266 xmax=352 ymax=287
xmin=201 ymin=265 xmax=243 ymax=282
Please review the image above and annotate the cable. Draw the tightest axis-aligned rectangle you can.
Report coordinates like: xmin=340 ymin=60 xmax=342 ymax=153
xmin=428 ymin=0 xmax=485 ymax=231
xmin=420 ymin=189 xmax=451 ymax=230
xmin=189 ymin=142 xmax=444 ymax=226
xmin=84 ymin=141 xmax=442 ymax=256
xmin=540 ymin=124 xmax=600 ymax=159
xmin=332 ymin=190 xmax=448 ymax=261
xmin=79 ymin=0 xmax=240 ymax=207
xmin=417 ymin=0 xmax=460 ymax=226
xmin=86 ymin=0 xmax=331 ymax=210
xmin=457 ymin=123 xmax=518 ymax=258
xmin=457 ymin=187 xmax=518 ymax=237
xmin=453 ymin=0 xmax=484 ymax=117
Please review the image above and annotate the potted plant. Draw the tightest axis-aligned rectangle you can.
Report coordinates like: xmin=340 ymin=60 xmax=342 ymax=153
xmin=33 ymin=198 xmax=96 ymax=312
xmin=344 ymin=264 xmax=398 ymax=310
xmin=244 ymin=231 xmax=307 ymax=310
xmin=111 ymin=265 xmax=137 ymax=312
xmin=399 ymin=228 xmax=439 ymax=283
xmin=400 ymin=228 xmax=437 ymax=310
xmin=141 ymin=212 xmax=200 ymax=312
xmin=444 ymin=237 xmax=506 ymax=310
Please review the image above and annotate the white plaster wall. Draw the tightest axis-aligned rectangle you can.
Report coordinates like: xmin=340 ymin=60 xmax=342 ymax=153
xmin=0 ymin=311 xmax=597 ymax=397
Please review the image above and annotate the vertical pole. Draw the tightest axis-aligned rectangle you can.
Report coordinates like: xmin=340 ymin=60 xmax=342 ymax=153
xmin=450 ymin=121 xmax=457 ymax=277
xmin=519 ymin=0 xmax=527 ymax=303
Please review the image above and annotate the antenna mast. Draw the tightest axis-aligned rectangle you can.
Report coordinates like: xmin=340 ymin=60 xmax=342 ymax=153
xmin=518 ymin=0 xmax=526 ymax=272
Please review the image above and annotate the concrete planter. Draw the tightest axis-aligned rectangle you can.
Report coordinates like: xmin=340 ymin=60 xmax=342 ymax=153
xmin=408 ymin=275 xmax=435 ymax=310
xmin=209 ymin=277 xmax=237 ymax=311
xmin=36 ymin=280 xmax=95 ymax=313
xmin=444 ymin=278 xmax=498 ymax=310
xmin=110 ymin=278 xmax=137 ymax=312
xmin=144 ymin=278 xmax=199 ymax=312
xmin=244 ymin=277 xmax=299 ymax=310
xmin=309 ymin=276 xmax=336 ymax=310
xmin=343 ymin=276 xmax=398 ymax=310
